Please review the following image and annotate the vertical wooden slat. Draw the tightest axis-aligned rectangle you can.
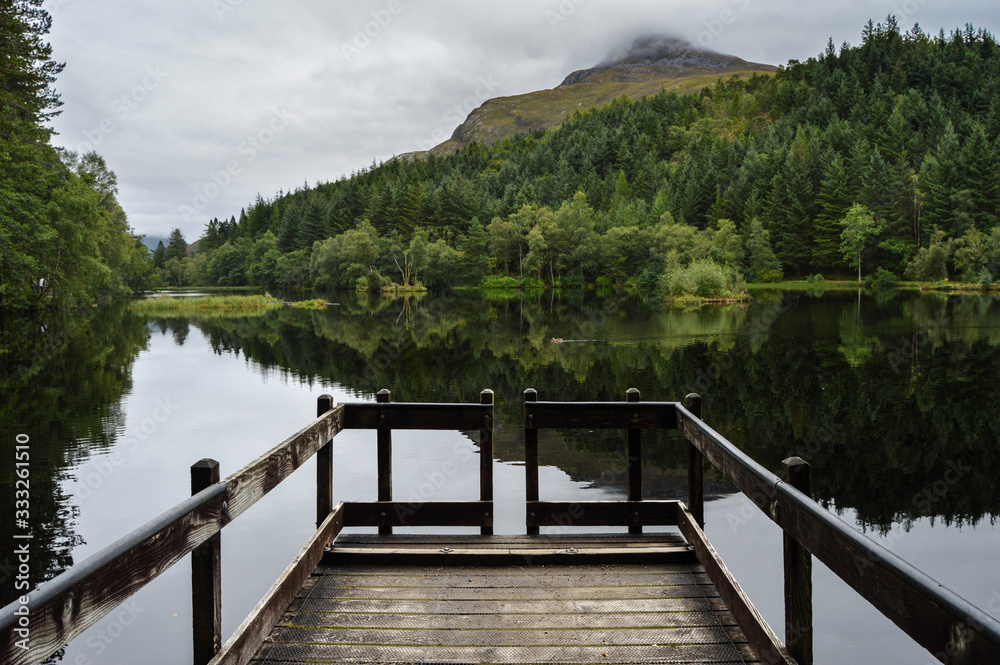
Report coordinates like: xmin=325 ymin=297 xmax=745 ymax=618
xmin=626 ymin=388 xmax=642 ymax=534
xmin=191 ymin=459 xmax=221 ymax=665
xmin=783 ymin=456 xmax=813 ymax=665
xmin=524 ymin=388 xmax=539 ymax=535
xmin=683 ymin=393 xmax=705 ymax=528
xmin=377 ymin=389 xmax=392 ymax=535
xmin=316 ymin=394 xmax=334 ymax=528
xmin=480 ymin=389 xmax=495 ymax=535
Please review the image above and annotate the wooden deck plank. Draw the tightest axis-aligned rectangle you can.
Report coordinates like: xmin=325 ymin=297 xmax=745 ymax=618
xmin=261 ymin=643 xmax=748 ymax=663
xmin=305 ymin=584 xmax=713 ymax=601
xmin=298 ymin=596 xmax=719 ymax=615
xmin=276 ymin=625 xmax=747 ymax=647
xmin=285 ymin=610 xmax=729 ymax=631
xmin=312 ymin=570 xmax=699 ymax=587
xmin=332 ymin=532 xmax=688 ymax=547
xmin=250 ymin=534 xmax=760 ymax=664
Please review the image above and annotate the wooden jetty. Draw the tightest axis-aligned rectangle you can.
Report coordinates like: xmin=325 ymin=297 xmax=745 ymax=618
xmin=4 ymin=389 xmax=1000 ymax=665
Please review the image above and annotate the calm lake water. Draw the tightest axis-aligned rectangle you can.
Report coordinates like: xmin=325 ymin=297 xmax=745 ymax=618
xmin=2 ymin=287 xmax=999 ymax=664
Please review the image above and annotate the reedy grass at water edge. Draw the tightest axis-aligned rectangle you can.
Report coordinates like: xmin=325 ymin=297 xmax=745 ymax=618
xmin=130 ymin=295 xmax=340 ymax=318
xmin=129 ymin=294 xmax=335 ymax=316
xmin=130 ymin=295 xmax=280 ymax=315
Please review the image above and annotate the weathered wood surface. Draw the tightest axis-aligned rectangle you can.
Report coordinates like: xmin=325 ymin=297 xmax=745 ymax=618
xmin=329 ymin=533 xmax=690 ymax=548
xmin=192 ymin=459 xmax=223 ymax=665
xmin=326 ymin=533 xmax=695 ymax=567
xmin=253 ymin=534 xmax=759 ymax=664
xmin=526 ymin=499 xmax=679 ymax=527
xmin=782 ymin=457 xmax=813 ymax=665
xmin=375 ymin=389 xmax=393 ymax=535
xmin=341 ymin=500 xmax=494 ymax=529
xmin=0 ymin=483 xmax=226 ymax=665
xmin=683 ymin=393 xmax=706 ymax=527
xmin=774 ymin=480 xmax=1000 ymax=664
xmin=340 ymin=401 xmax=491 ymax=430
xmin=677 ymin=399 xmax=1000 ymax=663
xmin=678 ymin=504 xmax=796 ymax=665
xmin=676 ymin=402 xmax=778 ymax=516
xmin=525 ymin=400 xmax=678 ymax=430
xmin=315 ymin=394 xmax=334 ymax=527
xmin=0 ymin=406 xmax=344 ymax=665
xmin=222 ymin=405 xmax=344 ymax=523
xmin=627 ymin=388 xmax=643 ymax=535
xmin=208 ymin=505 xmax=345 ymax=665
xmin=524 ymin=388 xmax=540 ymax=535
xmin=479 ymin=389 xmax=495 ymax=535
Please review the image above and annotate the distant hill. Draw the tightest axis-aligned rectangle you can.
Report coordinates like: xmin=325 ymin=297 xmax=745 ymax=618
xmin=408 ymin=37 xmax=775 ymax=158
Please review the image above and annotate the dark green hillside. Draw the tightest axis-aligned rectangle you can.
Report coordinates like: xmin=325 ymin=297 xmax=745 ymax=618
xmin=175 ymin=19 xmax=1000 ymax=292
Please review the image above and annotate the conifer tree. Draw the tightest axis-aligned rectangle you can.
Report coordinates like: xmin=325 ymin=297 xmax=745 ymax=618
xmin=296 ymin=199 xmax=327 ymax=249
xmin=276 ymin=206 xmax=302 ymax=253
xmin=813 ymin=155 xmax=852 ymax=269
xmin=165 ymin=229 xmax=188 ymax=261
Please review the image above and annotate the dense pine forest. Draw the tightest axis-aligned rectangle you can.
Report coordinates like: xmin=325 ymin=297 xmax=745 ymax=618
xmin=158 ymin=18 xmax=1000 ymax=294
xmin=0 ymin=1 xmax=156 ymax=317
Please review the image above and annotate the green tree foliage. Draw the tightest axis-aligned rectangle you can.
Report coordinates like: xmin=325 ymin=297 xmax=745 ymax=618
xmin=905 ymin=231 xmax=950 ymax=281
xmin=1 ymin=3 xmax=154 ymax=312
xmin=310 ymin=221 xmax=382 ymax=289
xmin=178 ymin=19 xmax=1000 ymax=288
xmin=164 ymin=228 xmax=188 ymax=261
xmin=840 ymin=204 xmax=883 ymax=282
xmin=744 ymin=218 xmax=782 ymax=281
xmin=660 ymin=260 xmax=746 ymax=299
xmin=152 ymin=241 xmax=166 ymax=269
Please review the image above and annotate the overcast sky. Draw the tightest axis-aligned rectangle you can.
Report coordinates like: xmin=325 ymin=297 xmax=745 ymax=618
xmin=45 ymin=0 xmax=1000 ymax=241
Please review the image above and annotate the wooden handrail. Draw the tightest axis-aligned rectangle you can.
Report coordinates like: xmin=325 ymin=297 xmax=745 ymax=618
xmin=523 ymin=390 xmax=691 ymax=532
xmin=675 ymin=399 xmax=1000 ymax=664
xmin=0 ymin=483 xmax=226 ymax=665
xmin=340 ymin=401 xmax=491 ymax=430
xmin=0 ymin=404 xmax=343 ymax=665
xmin=524 ymin=399 xmax=679 ymax=430
xmin=338 ymin=390 xmax=495 ymax=535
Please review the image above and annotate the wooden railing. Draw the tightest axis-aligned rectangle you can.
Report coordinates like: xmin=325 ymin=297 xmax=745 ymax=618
xmin=4 ymin=389 xmax=999 ymax=665
xmin=524 ymin=388 xmax=1000 ymax=665
xmin=523 ymin=388 xmax=695 ymax=534
xmin=337 ymin=388 xmax=495 ymax=534
xmin=0 ymin=391 xmax=494 ymax=665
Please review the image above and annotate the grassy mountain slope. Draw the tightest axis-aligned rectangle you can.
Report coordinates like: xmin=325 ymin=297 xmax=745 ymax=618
xmin=420 ymin=38 xmax=775 ymax=156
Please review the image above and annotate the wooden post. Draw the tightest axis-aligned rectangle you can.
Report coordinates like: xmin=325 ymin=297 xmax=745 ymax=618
xmin=524 ymin=388 xmax=539 ymax=535
xmin=376 ymin=389 xmax=392 ymax=535
xmin=316 ymin=394 xmax=334 ymax=528
xmin=626 ymin=388 xmax=642 ymax=534
xmin=683 ymin=393 xmax=705 ymax=528
xmin=191 ymin=459 xmax=221 ymax=665
xmin=783 ymin=456 xmax=813 ymax=665
xmin=480 ymin=389 xmax=495 ymax=536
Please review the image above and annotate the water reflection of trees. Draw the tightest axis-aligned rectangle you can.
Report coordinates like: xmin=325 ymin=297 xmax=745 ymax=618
xmin=163 ymin=290 xmax=1000 ymax=530
xmin=0 ymin=306 xmax=150 ymax=605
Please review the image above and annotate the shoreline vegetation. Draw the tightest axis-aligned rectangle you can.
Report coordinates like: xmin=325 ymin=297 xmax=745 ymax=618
xmin=129 ymin=294 xmax=334 ymax=316
xmin=129 ymin=278 xmax=1000 ymax=319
